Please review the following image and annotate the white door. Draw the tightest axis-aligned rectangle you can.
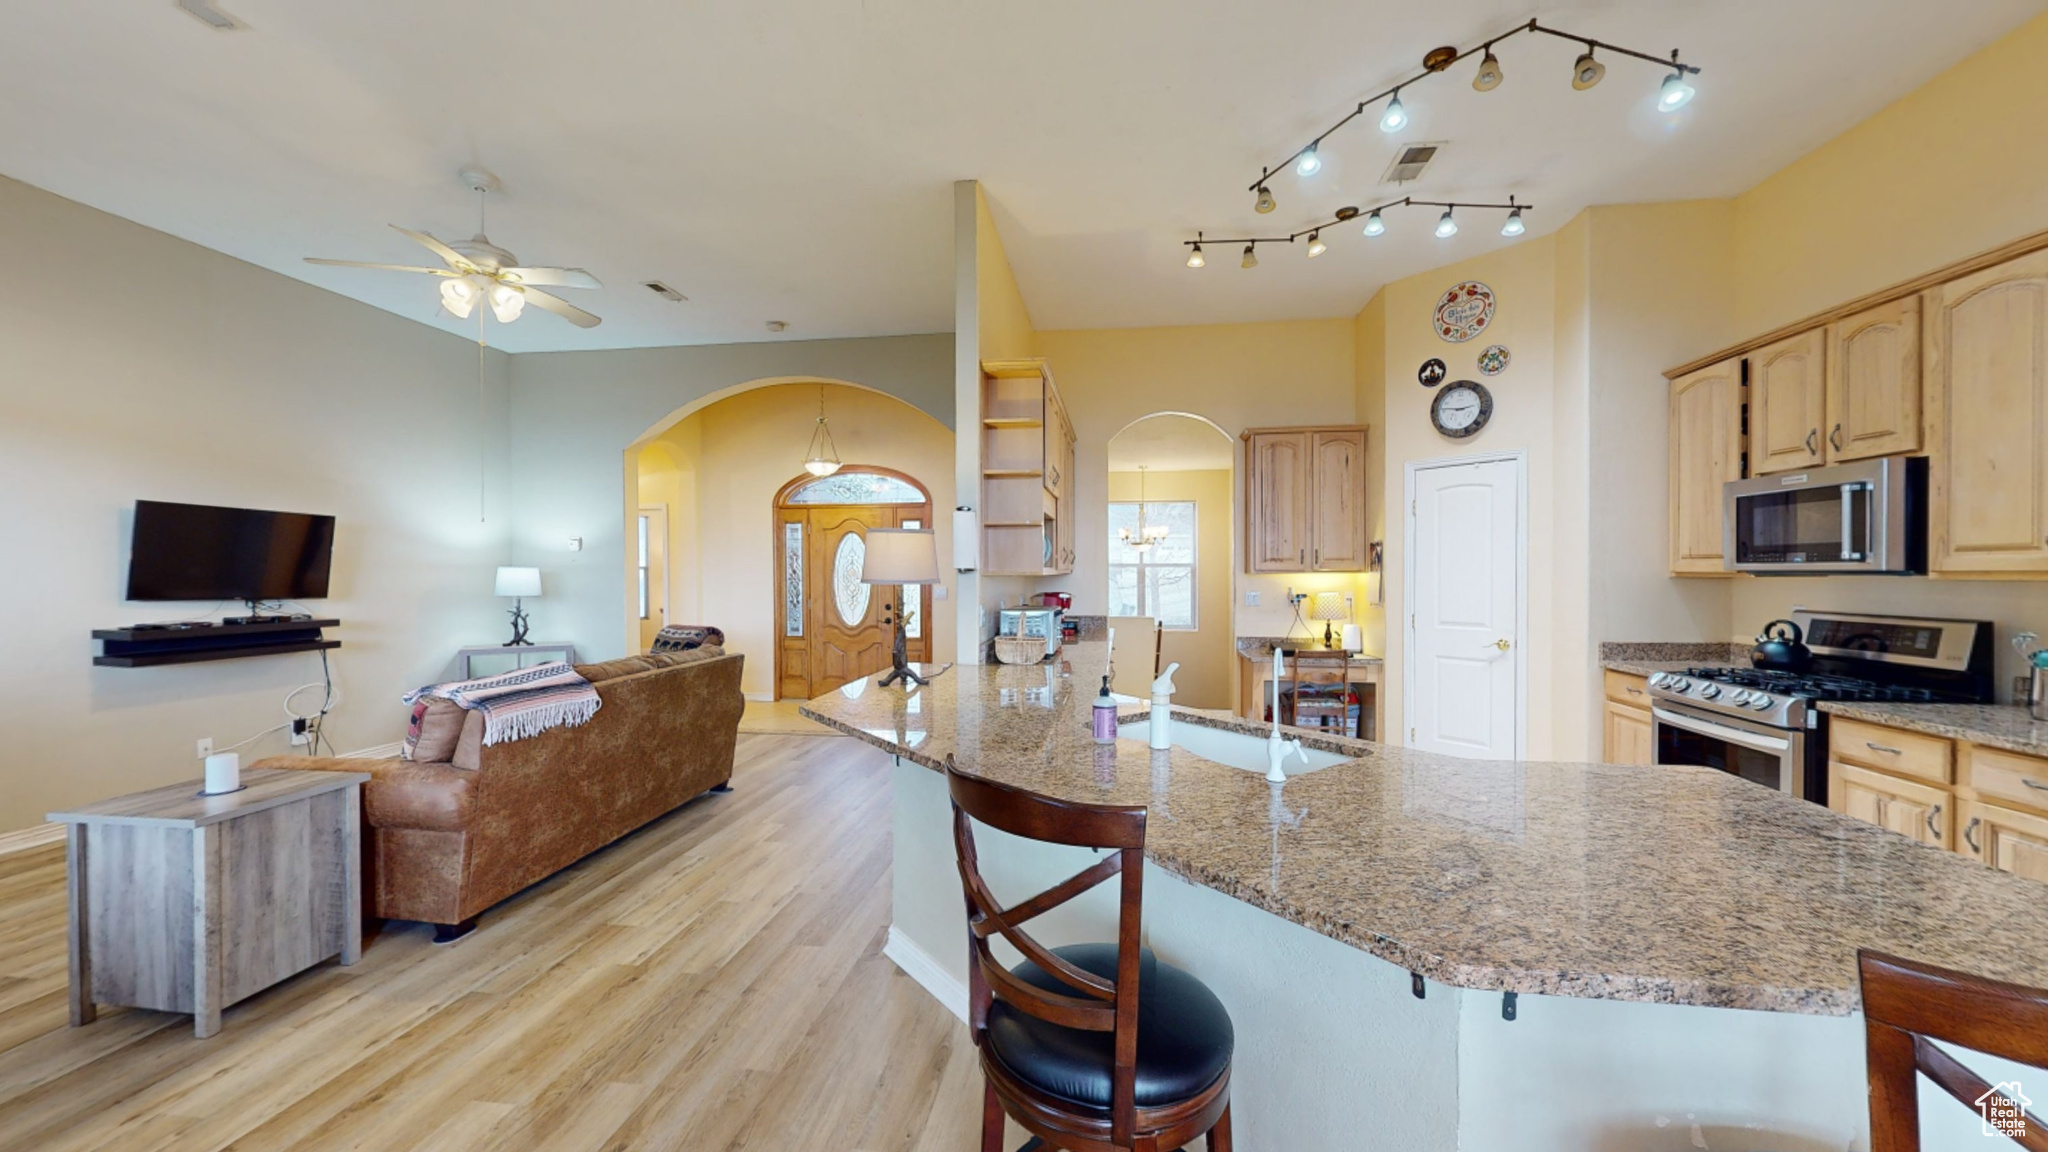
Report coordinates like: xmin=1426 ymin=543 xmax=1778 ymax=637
xmin=1406 ymin=456 xmax=1522 ymax=758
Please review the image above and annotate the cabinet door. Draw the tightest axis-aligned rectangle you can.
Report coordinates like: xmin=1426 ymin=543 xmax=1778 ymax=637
xmin=1748 ymin=329 xmax=1828 ymax=474
xmin=1927 ymin=251 xmax=2048 ymax=573
xmin=1668 ymin=357 xmax=1745 ymax=575
xmin=1959 ymin=799 xmax=2048 ymax=882
xmin=1830 ymin=761 xmax=1951 ymax=848
xmin=1601 ymin=701 xmax=1653 ymax=766
xmin=1309 ymin=429 xmax=1368 ymax=571
xmin=1825 ymin=296 xmax=1921 ymax=462
xmin=1247 ymin=432 xmax=1310 ymax=572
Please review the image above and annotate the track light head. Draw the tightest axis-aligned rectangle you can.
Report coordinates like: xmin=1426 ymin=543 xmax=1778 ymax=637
xmin=1572 ymin=49 xmax=1606 ymax=90
xmin=1435 ymin=209 xmax=1458 ymax=239
xmin=1306 ymin=231 xmax=1327 ymax=258
xmin=1296 ymin=144 xmax=1322 ymax=177
xmin=1255 ymin=185 xmax=1276 ymax=214
xmin=1501 ymin=207 xmax=1525 ymax=237
xmin=1241 ymin=244 xmax=1258 ymax=270
xmin=1379 ymin=91 xmax=1408 ymax=134
xmin=1186 ymin=242 xmax=1205 ymax=269
xmin=1473 ymin=50 xmax=1504 ymax=92
xmin=1362 ymin=210 xmax=1386 ymax=237
xmin=1658 ymin=70 xmax=1696 ymax=111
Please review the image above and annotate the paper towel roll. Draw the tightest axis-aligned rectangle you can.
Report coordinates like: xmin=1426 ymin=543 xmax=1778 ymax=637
xmin=203 ymin=752 xmax=241 ymax=795
xmin=1341 ymin=624 xmax=1364 ymax=653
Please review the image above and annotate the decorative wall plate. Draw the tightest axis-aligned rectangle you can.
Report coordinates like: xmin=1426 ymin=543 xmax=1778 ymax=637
xmin=1433 ymin=281 xmax=1496 ymax=343
xmin=1477 ymin=344 xmax=1510 ymax=375
xmin=1417 ymin=357 xmax=1447 ymax=388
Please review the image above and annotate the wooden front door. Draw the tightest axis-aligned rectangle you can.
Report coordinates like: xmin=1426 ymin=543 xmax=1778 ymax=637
xmin=774 ymin=469 xmax=933 ymax=700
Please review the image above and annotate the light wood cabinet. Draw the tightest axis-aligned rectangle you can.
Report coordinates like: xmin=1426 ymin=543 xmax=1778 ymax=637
xmin=1926 ymin=249 xmax=2048 ymax=575
xmin=1825 ymin=296 xmax=1921 ymax=461
xmin=1668 ymin=356 xmax=1746 ymax=575
xmin=1825 ymin=714 xmax=2048 ymax=883
xmin=1243 ymin=426 xmax=1369 ymax=573
xmin=1829 ymin=715 xmax=1953 ymax=785
xmin=1749 ymin=329 xmax=1828 ymax=474
xmin=980 ymin=359 xmax=1076 ymax=576
xmin=1600 ymin=671 xmax=1653 ymax=766
xmin=1831 ymin=760 xmax=1951 ymax=848
xmin=1958 ymin=799 xmax=2048 ymax=882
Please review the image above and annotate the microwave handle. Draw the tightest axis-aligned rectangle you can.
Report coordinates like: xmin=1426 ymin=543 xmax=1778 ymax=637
xmin=1839 ymin=482 xmax=1868 ymax=562
xmin=1652 ymin=708 xmax=1793 ymax=754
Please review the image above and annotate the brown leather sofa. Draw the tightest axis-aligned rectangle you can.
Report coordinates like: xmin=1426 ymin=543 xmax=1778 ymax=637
xmin=257 ymin=648 xmax=744 ymax=939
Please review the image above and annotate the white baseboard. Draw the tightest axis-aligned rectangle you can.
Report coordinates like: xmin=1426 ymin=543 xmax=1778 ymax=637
xmin=341 ymin=741 xmax=405 ymax=759
xmin=743 ymin=691 xmax=775 ymax=702
xmin=884 ymin=925 xmax=967 ymax=1023
xmin=0 ymin=822 xmax=64 ymax=857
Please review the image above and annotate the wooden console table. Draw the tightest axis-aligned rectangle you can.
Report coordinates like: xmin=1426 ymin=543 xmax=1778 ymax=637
xmin=49 ymin=767 xmax=369 ymax=1038
xmin=1236 ymin=647 xmax=1382 ymax=741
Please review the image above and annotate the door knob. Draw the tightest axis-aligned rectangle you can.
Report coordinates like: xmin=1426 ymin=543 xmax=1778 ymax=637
xmin=1493 ymin=638 xmax=1511 ymax=651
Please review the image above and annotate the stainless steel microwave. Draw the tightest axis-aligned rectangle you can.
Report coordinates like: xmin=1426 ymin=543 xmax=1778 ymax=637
xmin=1722 ymin=456 xmax=1926 ymax=574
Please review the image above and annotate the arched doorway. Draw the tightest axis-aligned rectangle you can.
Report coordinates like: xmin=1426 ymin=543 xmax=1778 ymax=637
xmin=774 ymin=466 xmax=933 ymax=698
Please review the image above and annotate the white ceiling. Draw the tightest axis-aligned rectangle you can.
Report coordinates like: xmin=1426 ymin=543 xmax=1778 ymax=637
xmin=0 ymin=1 xmax=2039 ymax=352
xmin=1109 ymin=415 xmax=1235 ymax=472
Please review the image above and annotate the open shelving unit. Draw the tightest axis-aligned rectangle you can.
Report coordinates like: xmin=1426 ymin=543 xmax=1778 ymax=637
xmin=980 ymin=359 xmax=1077 ymax=576
xmin=92 ymin=618 xmax=342 ymax=668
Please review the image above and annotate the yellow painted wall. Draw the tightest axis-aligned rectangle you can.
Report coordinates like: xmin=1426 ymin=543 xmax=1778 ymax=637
xmin=1107 ymin=468 xmax=1235 ymax=710
xmin=1352 ymin=292 xmax=1389 ymax=657
xmin=976 ymin=186 xmax=1039 ymax=362
xmin=636 ymin=382 xmax=956 ymax=698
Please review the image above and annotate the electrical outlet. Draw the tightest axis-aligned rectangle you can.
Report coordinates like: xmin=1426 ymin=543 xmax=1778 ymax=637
xmin=1244 ymin=590 xmax=1260 ymax=607
xmin=196 ymin=737 xmax=214 ymax=760
xmin=290 ymin=718 xmax=310 ymax=747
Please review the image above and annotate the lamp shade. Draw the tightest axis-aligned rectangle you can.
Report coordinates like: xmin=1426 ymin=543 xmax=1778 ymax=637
xmin=1308 ymin=591 xmax=1348 ymax=622
xmin=860 ymin=529 xmax=939 ymax=585
xmin=494 ymin=566 xmax=542 ymax=598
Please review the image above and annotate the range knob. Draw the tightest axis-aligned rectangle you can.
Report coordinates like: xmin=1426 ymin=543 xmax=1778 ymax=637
xmin=1749 ymin=693 xmax=1775 ymax=711
xmin=1648 ymin=672 xmax=1671 ymax=689
xmin=1670 ymin=678 xmax=1692 ymax=693
xmin=1698 ymin=684 xmax=1722 ymax=700
xmin=1728 ymin=689 xmax=1752 ymax=705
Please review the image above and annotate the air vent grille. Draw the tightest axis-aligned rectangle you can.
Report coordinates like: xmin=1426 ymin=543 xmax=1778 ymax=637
xmin=176 ymin=0 xmax=244 ymax=29
xmin=1381 ymin=142 xmax=1444 ymax=185
xmin=642 ymin=281 xmax=686 ymax=302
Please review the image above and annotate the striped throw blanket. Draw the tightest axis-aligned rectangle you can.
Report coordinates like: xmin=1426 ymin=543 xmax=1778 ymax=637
xmin=403 ymin=661 xmax=601 ymax=747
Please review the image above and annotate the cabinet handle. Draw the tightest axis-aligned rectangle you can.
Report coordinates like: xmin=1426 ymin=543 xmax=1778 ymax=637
xmin=1626 ymin=686 xmax=1643 ymax=696
xmin=1829 ymin=423 xmax=1843 ymax=452
xmin=1805 ymin=429 xmax=1819 ymax=455
xmin=2023 ymin=778 xmax=2048 ymax=792
xmin=1299 ymin=549 xmax=1306 ymax=566
xmin=1965 ymin=816 xmax=1982 ymax=853
xmin=1866 ymin=742 xmax=1903 ymax=756
xmin=1314 ymin=548 xmax=1320 ymax=566
xmin=1926 ymin=805 xmax=1943 ymax=840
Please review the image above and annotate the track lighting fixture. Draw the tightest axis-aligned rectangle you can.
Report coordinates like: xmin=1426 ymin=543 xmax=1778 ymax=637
xmin=1501 ymin=204 xmax=1525 ymax=237
xmin=1472 ymin=49 xmax=1504 ymax=91
xmin=1362 ymin=210 xmax=1385 ymax=237
xmin=1242 ymin=18 xmax=1700 ymax=196
xmin=1241 ymin=244 xmax=1259 ymax=269
xmin=1435 ymin=209 xmax=1458 ymax=239
xmin=1572 ymin=47 xmax=1606 ymax=90
xmin=1306 ymin=231 xmax=1327 ymax=258
xmin=1182 ymin=196 xmax=1529 ymax=265
xmin=1255 ymin=185 xmax=1276 ymax=214
xmin=1379 ymin=91 xmax=1408 ymax=133
xmin=1186 ymin=240 xmax=1205 ymax=268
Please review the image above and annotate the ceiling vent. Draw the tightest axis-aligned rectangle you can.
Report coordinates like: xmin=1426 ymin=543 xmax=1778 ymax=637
xmin=176 ymin=0 xmax=245 ymax=29
xmin=642 ymin=281 xmax=686 ymax=302
xmin=1381 ymin=142 xmax=1444 ymax=185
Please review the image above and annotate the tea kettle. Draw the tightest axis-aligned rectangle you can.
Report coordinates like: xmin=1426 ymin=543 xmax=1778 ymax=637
xmin=1751 ymin=619 xmax=1813 ymax=673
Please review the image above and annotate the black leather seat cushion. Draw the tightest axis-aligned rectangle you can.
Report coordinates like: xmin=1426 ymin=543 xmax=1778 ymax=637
xmin=984 ymin=944 xmax=1233 ymax=1111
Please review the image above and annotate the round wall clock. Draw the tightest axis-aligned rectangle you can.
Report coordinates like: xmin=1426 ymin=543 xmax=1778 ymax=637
xmin=1433 ymin=281 xmax=1496 ymax=343
xmin=1477 ymin=344 xmax=1510 ymax=375
xmin=1431 ymin=380 xmax=1493 ymax=438
xmin=1418 ymin=357 xmax=1447 ymax=387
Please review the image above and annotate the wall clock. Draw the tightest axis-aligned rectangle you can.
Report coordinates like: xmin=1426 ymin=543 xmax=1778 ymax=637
xmin=1418 ymin=357 xmax=1446 ymax=387
xmin=1431 ymin=380 xmax=1493 ymax=438
xmin=1433 ymin=281 xmax=1496 ymax=343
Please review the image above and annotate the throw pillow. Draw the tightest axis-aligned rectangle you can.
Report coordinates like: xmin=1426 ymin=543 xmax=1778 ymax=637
xmin=403 ymin=697 xmax=467 ymax=762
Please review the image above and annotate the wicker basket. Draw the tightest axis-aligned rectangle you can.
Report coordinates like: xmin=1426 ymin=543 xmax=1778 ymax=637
xmin=994 ymin=636 xmax=1049 ymax=665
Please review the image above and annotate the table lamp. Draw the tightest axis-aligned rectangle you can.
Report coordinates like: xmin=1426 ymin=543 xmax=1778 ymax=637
xmin=861 ymin=529 xmax=938 ymax=687
xmin=494 ymin=566 xmax=542 ymax=647
xmin=1309 ymin=591 xmax=1348 ymax=648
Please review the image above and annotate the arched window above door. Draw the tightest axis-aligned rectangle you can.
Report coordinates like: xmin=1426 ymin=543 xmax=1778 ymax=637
xmin=784 ymin=472 xmax=927 ymax=505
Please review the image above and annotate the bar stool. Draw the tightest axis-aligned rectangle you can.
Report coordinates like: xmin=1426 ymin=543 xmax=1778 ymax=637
xmin=946 ymin=757 xmax=1234 ymax=1152
xmin=1859 ymin=950 xmax=2048 ymax=1150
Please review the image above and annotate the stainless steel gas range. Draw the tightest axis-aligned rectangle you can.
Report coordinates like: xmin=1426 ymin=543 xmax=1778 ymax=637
xmin=1648 ymin=611 xmax=1994 ymax=804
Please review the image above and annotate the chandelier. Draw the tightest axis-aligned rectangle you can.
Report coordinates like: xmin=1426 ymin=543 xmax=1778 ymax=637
xmin=1119 ymin=466 xmax=1170 ymax=554
xmin=802 ymin=385 xmax=842 ymax=477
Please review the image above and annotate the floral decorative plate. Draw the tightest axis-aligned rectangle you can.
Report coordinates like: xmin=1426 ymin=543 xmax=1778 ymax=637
xmin=1433 ymin=281 xmax=1496 ymax=343
xmin=1477 ymin=344 xmax=1510 ymax=375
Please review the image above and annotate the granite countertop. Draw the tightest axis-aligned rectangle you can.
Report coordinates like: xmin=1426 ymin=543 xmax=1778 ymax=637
xmin=1600 ymin=641 xmax=1749 ymax=678
xmin=1236 ymin=636 xmax=1384 ymax=663
xmin=800 ymin=641 xmax=2048 ymax=1016
xmin=1817 ymin=701 xmax=2048 ymax=759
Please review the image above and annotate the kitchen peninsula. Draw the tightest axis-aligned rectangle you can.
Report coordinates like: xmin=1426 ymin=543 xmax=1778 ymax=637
xmin=803 ymin=642 xmax=2048 ymax=1152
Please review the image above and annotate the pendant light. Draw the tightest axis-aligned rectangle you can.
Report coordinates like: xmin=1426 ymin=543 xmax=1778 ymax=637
xmin=1255 ymin=185 xmax=1276 ymax=214
xmin=1379 ymin=90 xmax=1408 ymax=133
xmin=803 ymin=386 xmax=842 ymax=477
xmin=1472 ymin=49 xmax=1504 ymax=91
xmin=1241 ymin=243 xmax=1259 ymax=269
xmin=1435 ymin=208 xmax=1458 ymax=239
xmin=1362 ymin=210 xmax=1386 ymax=237
xmin=1305 ymin=230 xmax=1327 ymax=258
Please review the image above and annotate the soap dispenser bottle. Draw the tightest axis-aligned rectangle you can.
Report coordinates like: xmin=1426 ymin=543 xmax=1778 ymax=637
xmin=1092 ymin=676 xmax=1118 ymax=744
xmin=1149 ymin=663 xmax=1181 ymax=750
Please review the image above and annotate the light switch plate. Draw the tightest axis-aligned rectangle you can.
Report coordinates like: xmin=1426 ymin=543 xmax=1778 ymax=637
xmin=1244 ymin=590 xmax=1261 ymax=606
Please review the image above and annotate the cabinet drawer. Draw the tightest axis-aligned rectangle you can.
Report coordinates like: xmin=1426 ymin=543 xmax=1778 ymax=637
xmin=1960 ymin=744 xmax=2048 ymax=815
xmin=1603 ymin=669 xmax=1650 ymax=707
xmin=1828 ymin=717 xmax=1953 ymax=784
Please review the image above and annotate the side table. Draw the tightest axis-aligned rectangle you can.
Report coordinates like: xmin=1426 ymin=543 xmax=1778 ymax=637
xmin=453 ymin=641 xmax=577 ymax=680
xmin=48 ymin=767 xmax=370 ymax=1038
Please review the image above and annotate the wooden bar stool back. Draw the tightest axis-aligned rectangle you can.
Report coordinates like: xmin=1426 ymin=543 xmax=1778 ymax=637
xmin=946 ymin=758 xmax=1233 ymax=1152
xmin=1859 ymin=950 xmax=2048 ymax=1151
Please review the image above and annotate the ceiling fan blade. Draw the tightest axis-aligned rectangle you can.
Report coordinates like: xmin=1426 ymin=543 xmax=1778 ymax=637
xmin=303 ymin=258 xmax=456 ymax=276
xmin=389 ymin=225 xmax=474 ymax=271
xmin=523 ymin=288 xmax=602 ymax=328
xmin=500 ymin=266 xmax=602 ymax=290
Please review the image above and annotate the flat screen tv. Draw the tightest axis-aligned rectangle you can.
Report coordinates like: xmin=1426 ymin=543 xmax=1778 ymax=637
xmin=125 ymin=500 xmax=336 ymax=602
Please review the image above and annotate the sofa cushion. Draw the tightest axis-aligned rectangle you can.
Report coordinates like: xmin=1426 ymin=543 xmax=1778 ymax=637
xmin=574 ymin=656 xmax=658 ymax=683
xmin=452 ymin=710 xmax=485 ymax=771
xmin=646 ymin=645 xmax=725 ymax=670
xmin=403 ymin=697 xmax=467 ymax=762
xmin=359 ymin=758 xmax=475 ymax=832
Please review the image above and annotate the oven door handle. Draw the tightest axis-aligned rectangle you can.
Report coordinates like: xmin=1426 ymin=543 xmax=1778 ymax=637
xmin=1652 ymin=707 xmax=1793 ymax=754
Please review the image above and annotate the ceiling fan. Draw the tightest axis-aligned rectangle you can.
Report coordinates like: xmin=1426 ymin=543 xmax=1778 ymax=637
xmin=304 ymin=166 xmax=602 ymax=328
